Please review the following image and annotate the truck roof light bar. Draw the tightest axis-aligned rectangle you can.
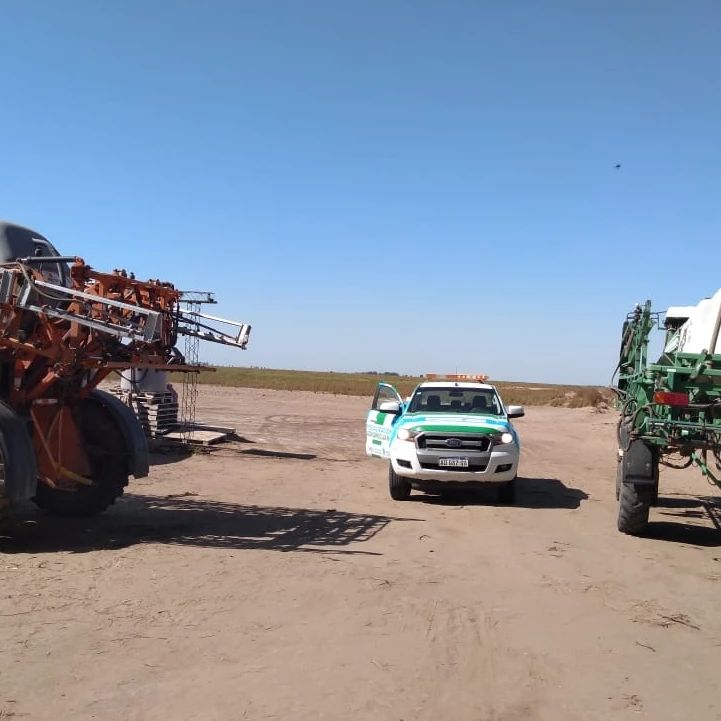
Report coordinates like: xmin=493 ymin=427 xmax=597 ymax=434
xmin=424 ymin=373 xmax=489 ymax=382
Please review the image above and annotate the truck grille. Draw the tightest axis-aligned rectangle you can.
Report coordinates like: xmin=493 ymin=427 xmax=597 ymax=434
xmin=417 ymin=434 xmax=491 ymax=452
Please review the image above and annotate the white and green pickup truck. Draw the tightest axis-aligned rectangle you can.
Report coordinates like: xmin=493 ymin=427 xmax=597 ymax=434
xmin=365 ymin=376 xmax=524 ymax=502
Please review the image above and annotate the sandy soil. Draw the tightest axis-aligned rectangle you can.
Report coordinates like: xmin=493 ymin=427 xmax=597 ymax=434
xmin=1 ymin=386 xmax=720 ymax=721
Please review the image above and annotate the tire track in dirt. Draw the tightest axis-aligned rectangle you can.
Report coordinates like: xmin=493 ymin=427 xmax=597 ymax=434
xmin=416 ymin=599 xmax=550 ymax=720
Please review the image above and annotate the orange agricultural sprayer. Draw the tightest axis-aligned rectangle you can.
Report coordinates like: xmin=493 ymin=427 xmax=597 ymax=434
xmin=0 ymin=221 xmax=250 ymax=516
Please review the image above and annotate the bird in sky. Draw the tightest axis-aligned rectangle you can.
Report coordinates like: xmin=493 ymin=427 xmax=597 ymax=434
xmin=614 ymin=163 xmax=622 ymax=169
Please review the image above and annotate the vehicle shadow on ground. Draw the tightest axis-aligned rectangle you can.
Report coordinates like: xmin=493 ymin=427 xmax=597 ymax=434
xmin=0 ymin=495 xmax=421 ymax=555
xmin=412 ymin=477 xmax=588 ymax=509
xmin=148 ymin=448 xmax=193 ymax=466
xmin=646 ymin=495 xmax=721 ymax=547
xmin=238 ymin=449 xmax=317 ymax=460
xmin=147 ymin=433 xmax=257 ymax=466
xmin=148 ymin=443 xmax=316 ymax=465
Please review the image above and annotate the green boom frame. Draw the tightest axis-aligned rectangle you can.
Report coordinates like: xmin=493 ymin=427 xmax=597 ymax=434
xmin=613 ymin=300 xmax=721 ymax=534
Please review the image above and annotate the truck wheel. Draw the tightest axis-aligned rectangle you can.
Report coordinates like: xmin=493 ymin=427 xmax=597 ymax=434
xmin=617 ymin=483 xmax=653 ymax=535
xmin=498 ymin=476 xmax=517 ymax=504
xmin=32 ymin=395 xmax=131 ymax=517
xmin=388 ymin=464 xmax=411 ymax=501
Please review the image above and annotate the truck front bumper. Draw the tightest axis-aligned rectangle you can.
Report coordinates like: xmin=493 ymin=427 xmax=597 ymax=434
xmin=390 ymin=439 xmax=519 ymax=484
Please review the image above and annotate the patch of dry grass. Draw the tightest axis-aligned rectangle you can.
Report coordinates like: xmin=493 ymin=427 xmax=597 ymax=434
xmin=195 ymin=367 xmax=612 ymax=408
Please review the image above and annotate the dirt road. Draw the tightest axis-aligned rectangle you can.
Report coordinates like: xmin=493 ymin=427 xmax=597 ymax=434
xmin=1 ymin=386 xmax=720 ymax=721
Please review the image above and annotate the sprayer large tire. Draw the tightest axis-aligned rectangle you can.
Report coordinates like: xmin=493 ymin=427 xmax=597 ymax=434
xmin=32 ymin=397 xmax=130 ymax=517
xmin=617 ymin=483 xmax=653 ymax=535
xmin=0 ymin=402 xmax=37 ymax=503
xmin=389 ymin=465 xmax=411 ymax=501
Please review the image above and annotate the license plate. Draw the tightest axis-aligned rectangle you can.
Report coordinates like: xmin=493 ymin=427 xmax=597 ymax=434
xmin=438 ymin=457 xmax=469 ymax=468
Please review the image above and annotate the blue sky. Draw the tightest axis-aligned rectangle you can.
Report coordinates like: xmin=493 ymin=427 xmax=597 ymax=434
xmin=1 ymin=1 xmax=719 ymax=384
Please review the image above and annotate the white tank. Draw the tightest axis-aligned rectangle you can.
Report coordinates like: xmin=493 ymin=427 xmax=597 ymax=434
xmin=665 ymin=287 xmax=721 ymax=355
xmin=120 ymin=369 xmax=169 ymax=394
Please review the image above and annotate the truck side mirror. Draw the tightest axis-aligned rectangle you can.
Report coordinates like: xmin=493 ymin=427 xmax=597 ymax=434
xmin=506 ymin=405 xmax=525 ymax=418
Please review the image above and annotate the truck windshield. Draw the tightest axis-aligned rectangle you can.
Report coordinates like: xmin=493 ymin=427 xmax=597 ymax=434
xmin=407 ymin=388 xmax=503 ymax=415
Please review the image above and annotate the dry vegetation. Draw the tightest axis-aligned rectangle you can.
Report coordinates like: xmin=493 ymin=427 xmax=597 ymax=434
xmin=195 ymin=367 xmax=613 ymax=408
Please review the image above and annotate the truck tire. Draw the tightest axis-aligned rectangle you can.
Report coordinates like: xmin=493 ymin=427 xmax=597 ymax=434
xmin=617 ymin=483 xmax=653 ymax=535
xmin=33 ymin=394 xmax=131 ymax=517
xmin=498 ymin=476 xmax=517 ymax=504
xmin=388 ymin=464 xmax=411 ymax=501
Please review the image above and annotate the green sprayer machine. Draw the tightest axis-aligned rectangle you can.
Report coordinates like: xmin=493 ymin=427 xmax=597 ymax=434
xmin=613 ymin=288 xmax=721 ymax=535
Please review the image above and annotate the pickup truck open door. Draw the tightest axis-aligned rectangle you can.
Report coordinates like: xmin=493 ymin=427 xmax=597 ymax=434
xmin=365 ymin=382 xmax=403 ymax=459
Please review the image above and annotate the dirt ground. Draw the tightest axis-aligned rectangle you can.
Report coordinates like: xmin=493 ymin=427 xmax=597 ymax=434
xmin=1 ymin=386 xmax=720 ymax=721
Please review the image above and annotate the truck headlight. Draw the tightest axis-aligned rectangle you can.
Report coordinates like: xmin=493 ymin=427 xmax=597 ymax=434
xmin=397 ymin=428 xmax=419 ymax=441
xmin=500 ymin=432 xmax=514 ymax=445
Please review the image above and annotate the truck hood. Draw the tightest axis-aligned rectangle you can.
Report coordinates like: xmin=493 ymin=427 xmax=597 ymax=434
xmin=397 ymin=413 xmax=510 ymax=434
